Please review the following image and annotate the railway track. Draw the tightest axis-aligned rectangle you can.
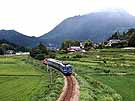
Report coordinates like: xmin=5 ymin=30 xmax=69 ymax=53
xmin=42 ymin=58 xmax=79 ymax=101
xmin=57 ymin=75 xmax=80 ymax=101
xmin=61 ymin=76 xmax=74 ymax=101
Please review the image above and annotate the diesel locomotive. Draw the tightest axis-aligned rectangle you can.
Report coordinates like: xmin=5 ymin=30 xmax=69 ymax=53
xmin=43 ymin=58 xmax=72 ymax=76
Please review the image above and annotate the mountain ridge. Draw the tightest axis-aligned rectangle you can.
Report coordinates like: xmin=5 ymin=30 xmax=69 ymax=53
xmin=0 ymin=10 xmax=135 ymax=47
xmin=39 ymin=10 xmax=135 ymax=46
xmin=0 ymin=30 xmax=38 ymax=47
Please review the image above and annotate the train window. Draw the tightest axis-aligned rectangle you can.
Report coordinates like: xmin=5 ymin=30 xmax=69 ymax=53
xmin=66 ymin=65 xmax=72 ymax=68
xmin=63 ymin=67 xmax=67 ymax=71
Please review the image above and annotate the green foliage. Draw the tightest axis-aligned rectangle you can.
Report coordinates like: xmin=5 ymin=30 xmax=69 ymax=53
xmin=0 ymin=56 xmax=64 ymax=101
xmin=34 ymin=54 xmax=45 ymax=60
xmin=0 ymin=39 xmax=30 ymax=53
xmin=30 ymin=43 xmax=48 ymax=60
xmin=61 ymin=40 xmax=80 ymax=50
xmin=57 ymin=48 xmax=135 ymax=101
xmin=48 ymin=51 xmax=56 ymax=58
xmin=84 ymin=40 xmax=93 ymax=50
xmin=111 ymin=41 xmax=128 ymax=48
xmin=107 ymin=28 xmax=135 ymax=47
xmin=16 ymin=46 xmax=31 ymax=52
xmin=108 ymin=32 xmax=120 ymax=40
xmin=0 ymin=48 xmax=4 ymax=55
xmin=72 ymin=54 xmax=82 ymax=58
xmin=128 ymin=31 xmax=135 ymax=47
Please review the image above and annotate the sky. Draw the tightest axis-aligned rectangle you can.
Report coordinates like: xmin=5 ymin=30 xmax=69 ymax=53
xmin=0 ymin=0 xmax=135 ymax=37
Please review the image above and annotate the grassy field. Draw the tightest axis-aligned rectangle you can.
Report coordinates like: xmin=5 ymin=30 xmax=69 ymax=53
xmin=56 ymin=48 xmax=135 ymax=101
xmin=0 ymin=56 xmax=64 ymax=101
xmin=1 ymin=49 xmax=135 ymax=101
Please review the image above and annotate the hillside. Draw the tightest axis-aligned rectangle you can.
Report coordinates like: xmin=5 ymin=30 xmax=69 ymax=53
xmin=0 ymin=30 xmax=38 ymax=47
xmin=0 ymin=39 xmax=31 ymax=54
xmin=39 ymin=10 xmax=135 ymax=46
xmin=1 ymin=10 xmax=135 ymax=48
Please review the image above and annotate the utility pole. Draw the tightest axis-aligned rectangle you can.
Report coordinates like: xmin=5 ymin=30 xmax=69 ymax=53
xmin=47 ymin=63 xmax=52 ymax=85
xmin=49 ymin=68 xmax=53 ymax=84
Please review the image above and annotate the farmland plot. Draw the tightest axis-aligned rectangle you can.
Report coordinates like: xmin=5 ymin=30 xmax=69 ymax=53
xmin=56 ymin=49 xmax=135 ymax=101
xmin=0 ymin=56 xmax=63 ymax=101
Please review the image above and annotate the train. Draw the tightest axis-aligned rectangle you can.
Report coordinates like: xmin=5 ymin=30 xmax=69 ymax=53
xmin=43 ymin=58 xmax=72 ymax=76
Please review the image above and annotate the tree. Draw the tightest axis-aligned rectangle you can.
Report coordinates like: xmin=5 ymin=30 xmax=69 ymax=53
xmin=61 ymin=40 xmax=80 ymax=50
xmin=30 ymin=43 xmax=48 ymax=60
xmin=0 ymin=48 xmax=4 ymax=55
xmin=125 ymin=28 xmax=135 ymax=47
xmin=107 ymin=32 xmax=121 ymax=40
xmin=128 ymin=33 xmax=135 ymax=47
xmin=84 ymin=40 xmax=93 ymax=50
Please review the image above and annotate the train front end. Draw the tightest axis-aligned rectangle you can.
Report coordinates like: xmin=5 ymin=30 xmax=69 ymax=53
xmin=62 ymin=64 xmax=72 ymax=76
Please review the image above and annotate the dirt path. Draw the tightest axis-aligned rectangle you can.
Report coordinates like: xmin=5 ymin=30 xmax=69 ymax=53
xmin=57 ymin=75 xmax=80 ymax=101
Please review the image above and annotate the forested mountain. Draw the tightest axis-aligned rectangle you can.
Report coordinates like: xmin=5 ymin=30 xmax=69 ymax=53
xmin=0 ymin=10 xmax=135 ymax=47
xmin=39 ymin=10 xmax=135 ymax=46
xmin=0 ymin=39 xmax=30 ymax=54
xmin=0 ymin=30 xmax=38 ymax=47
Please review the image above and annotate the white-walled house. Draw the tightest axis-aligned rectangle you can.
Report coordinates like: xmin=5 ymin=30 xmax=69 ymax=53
xmin=106 ymin=39 xmax=128 ymax=47
xmin=16 ymin=52 xmax=30 ymax=55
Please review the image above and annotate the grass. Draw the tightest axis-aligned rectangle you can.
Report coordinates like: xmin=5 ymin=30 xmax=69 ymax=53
xmin=56 ymin=48 xmax=135 ymax=101
xmin=0 ymin=76 xmax=47 ymax=101
xmin=0 ymin=55 xmax=64 ymax=101
xmin=91 ymin=75 xmax=135 ymax=101
xmin=1 ymin=49 xmax=135 ymax=101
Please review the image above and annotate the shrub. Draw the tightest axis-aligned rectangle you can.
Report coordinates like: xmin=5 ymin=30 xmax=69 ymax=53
xmin=0 ymin=48 xmax=4 ymax=55
xmin=35 ymin=54 xmax=45 ymax=60
xmin=73 ymin=54 xmax=82 ymax=58
xmin=48 ymin=52 xmax=56 ymax=58
xmin=103 ymin=69 xmax=110 ymax=73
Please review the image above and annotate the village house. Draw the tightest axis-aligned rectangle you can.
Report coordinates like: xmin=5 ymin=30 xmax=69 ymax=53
xmin=67 ymin=46 xmax=81 ymax=52
xmin=16 ymin=52 xmax=30 ymax=55
xmin=67 ymin=42 xmax=86 ymax=52
xmin=6 ymin=50 xmax=16 ymax=54
xmin=106 ymin=39 xmax=128 ymax=47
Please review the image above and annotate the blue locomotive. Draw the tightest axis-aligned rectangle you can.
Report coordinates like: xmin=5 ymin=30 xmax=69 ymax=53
xmin=43 ymin=58 xmax=72 ymax=76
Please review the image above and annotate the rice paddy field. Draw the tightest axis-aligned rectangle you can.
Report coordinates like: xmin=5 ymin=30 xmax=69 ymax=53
xmin=1 ymin=48 xmax=135 ymax=101
xmin=0 ymin=56 xmax=64 ymax=101
xmin=56 ymin=48 xmax=135 ymax=101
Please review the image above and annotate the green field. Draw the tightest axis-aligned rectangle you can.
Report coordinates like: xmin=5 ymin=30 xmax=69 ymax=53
xmin=56 ymin=48 xmax=135 ymax=101
xmin=0 ymin=56 xmax=64 ymax=101
xmin=1 ymin=49 xmax=135 ymax=101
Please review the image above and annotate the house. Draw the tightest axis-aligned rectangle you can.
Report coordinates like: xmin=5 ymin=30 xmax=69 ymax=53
xmin=106 ymin=39 xmax=121 ymax=46
xmin=67 ymin=46 xmax=81 ymax=52
xmin=67 ymin=46 xmax=86 ymax=52
xmin=106 ymin=39 xmax=128 ymax=47
xmin=6 ymin=50 xmax=15 ymax=54
xmin=80 ymin=42 xmax=84 ymax=48
xmin=47 ymin=43 xmax=58 ymax=51
xmin=16 ymin=52 xmax=30 ymax=55
xmin=123 ymin=47 xmax=135 ymax=50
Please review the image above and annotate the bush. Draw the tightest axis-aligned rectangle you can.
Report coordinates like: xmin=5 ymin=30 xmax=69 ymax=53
xmin=104 ymin=69 xmax=110 ymax=73
xmin=48 ymin=52 xmax=56 ymax=58
xmin=58 ymin=50 xmax=67 ymax=54
xmin=34 ymin=54 xmax=45 ymax=60
xmin=73 ymin=54 xmax=82 ymax=58
xmin=0 ymin=48 xmax=4 ymax=55
xmin=30 ymin=43 xmax=48 ymax=60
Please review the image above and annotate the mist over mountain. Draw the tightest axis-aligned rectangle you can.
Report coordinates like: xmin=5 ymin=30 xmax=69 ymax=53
xmin=39 ymin=10 xmax=135 ymax=46
xmin=0 ymin=30 xmax=37 ymax=47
